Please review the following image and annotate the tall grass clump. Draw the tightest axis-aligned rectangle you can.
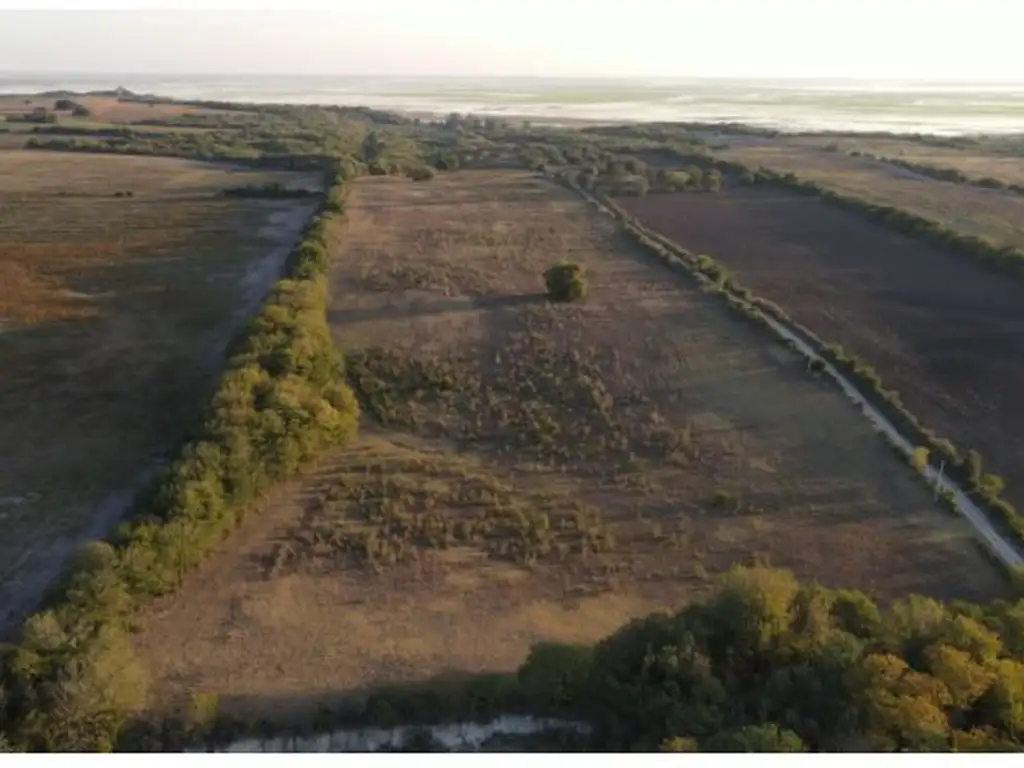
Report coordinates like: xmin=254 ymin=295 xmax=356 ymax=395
xmin=0 ymin=165 xmax=360 ymax=752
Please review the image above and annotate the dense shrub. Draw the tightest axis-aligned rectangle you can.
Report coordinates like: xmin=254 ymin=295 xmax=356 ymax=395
xmin=543 ymin=263 xmax=588 ymax=302
xmin=570 ymin=566 xmax=1024 ymax=751
xmin=0 ymin=170 xmax=360 ymax=752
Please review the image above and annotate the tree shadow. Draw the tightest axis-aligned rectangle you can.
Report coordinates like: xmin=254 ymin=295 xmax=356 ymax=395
xmin=121 ymin=667 xmax=593 ymax=752
xmin=327 ymin=292 xmax=546 ymax=326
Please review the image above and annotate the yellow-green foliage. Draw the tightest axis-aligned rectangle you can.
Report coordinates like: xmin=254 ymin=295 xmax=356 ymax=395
xmin=0 ymin=170 xmax=360 ymax=752
xmin=912 ymin=447 xmax=931 ymax=473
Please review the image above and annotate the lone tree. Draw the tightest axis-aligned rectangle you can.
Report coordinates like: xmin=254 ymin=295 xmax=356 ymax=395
xmin=544 ymin=263 xmax=588 ymax=302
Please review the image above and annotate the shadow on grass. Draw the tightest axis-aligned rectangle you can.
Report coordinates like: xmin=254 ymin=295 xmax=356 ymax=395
xmin=327 ymin=292 xmax=546 ymax=326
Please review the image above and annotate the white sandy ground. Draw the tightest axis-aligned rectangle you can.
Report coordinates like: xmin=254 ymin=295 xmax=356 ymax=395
xmin=0 ymin=200 xmax=317 ymax=635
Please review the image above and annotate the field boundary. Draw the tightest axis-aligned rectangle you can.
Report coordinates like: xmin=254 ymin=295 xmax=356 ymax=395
xmin=0 ymin=161 xmax=361 ymax=752
xmin=846 ymin=149 xmax=1024 ymax=197
xmin=553 ymin=175 xmax=1024 ymax=579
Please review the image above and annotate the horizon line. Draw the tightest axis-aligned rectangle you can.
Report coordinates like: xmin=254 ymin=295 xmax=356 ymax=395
xmin=2 ymin=70 xmax=1024 ymax=84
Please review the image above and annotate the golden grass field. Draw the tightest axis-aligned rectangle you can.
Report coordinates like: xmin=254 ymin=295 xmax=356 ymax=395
xmin=132 ymin=170 xmax=1005 ymax=722
xmin=715 ymin=142 xmax=1024 ymax=250
xmin=0 ymin=150 xmax=320 ymax=629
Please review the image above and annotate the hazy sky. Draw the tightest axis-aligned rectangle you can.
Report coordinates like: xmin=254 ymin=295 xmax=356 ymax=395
xmin=1 ymin=0 xmax=1022 ymax=80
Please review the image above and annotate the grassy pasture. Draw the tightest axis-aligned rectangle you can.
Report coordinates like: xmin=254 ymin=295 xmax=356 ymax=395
xmin=0 ymin=150 xmax=320 ymax=629
xmin=133 ymin=170 xmax=1004 ymax=723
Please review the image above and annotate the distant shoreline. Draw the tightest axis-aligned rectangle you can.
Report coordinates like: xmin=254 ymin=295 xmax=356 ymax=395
xmin=3 ymin=80 xmax=1023 ymax=138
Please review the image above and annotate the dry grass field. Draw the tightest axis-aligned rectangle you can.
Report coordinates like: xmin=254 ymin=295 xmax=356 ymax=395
xmin=617 ymin=185 xmax=1024 ymax=514
xmin=134 ymin=170 xmax=1005 ymax=722
xmin=0 ymin=150 xmax=320 ymax=630
xmin=715 ymin=143 xmax=1024 ymax=250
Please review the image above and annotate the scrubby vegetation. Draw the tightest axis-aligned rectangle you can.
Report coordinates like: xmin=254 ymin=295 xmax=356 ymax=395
xmin=543 ymin=263 xmax=588 ymax=303
xmin=0 ymin=162 xmax=360 ymax=752
xmin=8 ymin=108 xmax=57 ymax=124
xmin=521 ymin=139 xmax=722 ymax=197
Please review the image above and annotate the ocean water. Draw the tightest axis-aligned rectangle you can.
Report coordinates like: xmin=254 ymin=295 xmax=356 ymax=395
xmin=2 ymin=73 xmax=1023 ymax=135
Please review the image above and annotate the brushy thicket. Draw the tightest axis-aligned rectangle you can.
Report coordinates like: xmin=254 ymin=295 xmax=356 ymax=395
xmin=560 ymin=177 xmax=1024 ymax=570
xmin=543 ymin=263 xmax=588 ymax=302
xmin=0 ymin=164 xmax=360 ymax=753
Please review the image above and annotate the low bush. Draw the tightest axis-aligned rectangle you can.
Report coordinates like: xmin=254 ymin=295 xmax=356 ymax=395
xmin=406 ymin=166 xmax=436 ymax=182
xmin=543 ymin=263 xmax=588 ymax=302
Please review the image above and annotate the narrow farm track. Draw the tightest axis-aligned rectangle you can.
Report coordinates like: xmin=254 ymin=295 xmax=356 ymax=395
xmin=574 ymin=184 xmax=1024 ymax=572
